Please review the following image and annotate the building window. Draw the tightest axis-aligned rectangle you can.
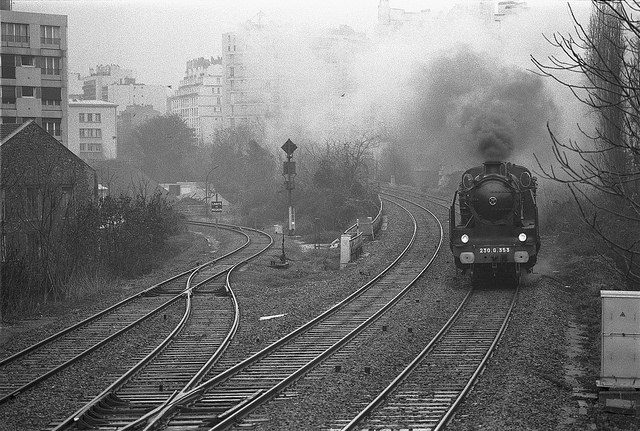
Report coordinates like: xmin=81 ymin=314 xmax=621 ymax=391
xmin=1 ymin=23 xmax=29 ymax=46
xmin=39 ymin=57 xmax=61 ymax=75
xmin=22 ymin=86 xmax=35 ymax=97
xmin=80 ymin=142 xmax=85 ymax=151
xmin=21 ymin=55 xmax=35 ymax=67
xmin=87 ymin=113 xmax=93 ymax=122
xmin=41 ymin=87 xmax=61 ymax=106
xmin=1 ymin=53 xmax=16 ymax=79
xmin=25 ymin=187 xmax=41 ymax=219
xmin=60 ymin=186 xmax=73 ymax=216
xmin=229 ymin=67 xmax=234 ymax=77
xmin=95 ymin=113 xmax=101 ymax=123
xmin=1 ymin=86 xmax=16 ymax=104
xmin=1 ymin=116 xmax=17 ymax=123
xmin=80 ymin=128 xmax=102 ymax=138
xmin=79 ymin=113 xmax=85 ymax=123
xmin=43 ymin=118 xmax=61 ymax=137
xmin=40 ymin=25 xmax=61 ymax=46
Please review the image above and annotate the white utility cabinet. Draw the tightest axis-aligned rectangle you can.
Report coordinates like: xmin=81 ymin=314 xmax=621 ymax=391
xmin=598 ymin=290 xmax=640 ymax=389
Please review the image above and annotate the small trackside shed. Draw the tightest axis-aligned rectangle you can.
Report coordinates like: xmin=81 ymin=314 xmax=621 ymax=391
xmin=0 ymin=120 xmax=97 ymax=260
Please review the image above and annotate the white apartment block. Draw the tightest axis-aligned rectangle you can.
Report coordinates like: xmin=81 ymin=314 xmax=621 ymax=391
xmin=82 ymin=64 xmax=167 ymax=115
xmin=169 ymin=57 xmax=223 ymax=144
xmin=1 ymin=2 xmax=68 ymax=145
xmin=106 ymin=82 xmax=168 ymax=115
xmin=67 ymin=99 xmax=117 ymax=161
xmin=222 ymin=32 xmax=273 ymax=129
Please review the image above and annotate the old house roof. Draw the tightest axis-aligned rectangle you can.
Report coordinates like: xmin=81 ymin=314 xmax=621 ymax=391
xmin=0 ymin=120 xmax=95 ymax=172
xmin=0 ymin=122 xmax=27 ymax=143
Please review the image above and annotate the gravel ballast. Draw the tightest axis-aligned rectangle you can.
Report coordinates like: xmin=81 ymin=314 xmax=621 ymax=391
xmin=2 ymin=196 xmax=639 ymax=430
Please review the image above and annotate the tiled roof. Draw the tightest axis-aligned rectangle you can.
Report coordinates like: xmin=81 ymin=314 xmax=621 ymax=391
xmin=0 ymin=123 xmax=22 ymax=141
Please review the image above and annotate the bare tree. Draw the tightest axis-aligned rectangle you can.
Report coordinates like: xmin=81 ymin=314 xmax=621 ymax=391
xmin=531 ymin=1 xmax=640 ymax=280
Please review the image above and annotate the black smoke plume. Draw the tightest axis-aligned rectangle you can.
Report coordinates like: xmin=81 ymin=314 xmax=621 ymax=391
xmin=395 ymin=45 xmax=558 ymax=167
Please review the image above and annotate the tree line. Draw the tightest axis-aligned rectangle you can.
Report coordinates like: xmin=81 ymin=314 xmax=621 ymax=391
xmin=532 ymin=0 xmax=640 ymax=282
xmin=1 ymin=191 xmax=180 ymax=319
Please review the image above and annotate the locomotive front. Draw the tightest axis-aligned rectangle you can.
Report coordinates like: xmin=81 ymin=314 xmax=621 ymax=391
xmin=449 ymin=161 xmax=540 ymax=285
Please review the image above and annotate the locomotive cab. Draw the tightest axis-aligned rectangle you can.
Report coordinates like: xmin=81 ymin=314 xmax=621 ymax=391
xmin=450 ymin=161 xmax=540 ymax=286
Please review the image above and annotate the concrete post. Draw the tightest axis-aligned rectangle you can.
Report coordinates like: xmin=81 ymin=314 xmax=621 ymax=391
xmin=340 ymin=234 xmax=351 ymax=269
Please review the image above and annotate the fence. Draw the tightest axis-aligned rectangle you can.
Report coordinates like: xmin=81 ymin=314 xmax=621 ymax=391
xmin=340 ymin=196 xmax=384 ymax=269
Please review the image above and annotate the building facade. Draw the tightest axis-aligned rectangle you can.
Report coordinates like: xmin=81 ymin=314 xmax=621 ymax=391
xmin=68 ymin=99 xmax=117 ymax=161
xmin=222 ymin=31 xmax=275 ymax=129
xmin=81 ymin=64 xmax=134 ymax=100
xmin=0 ymin=2 xmax=68 ymax=145
xmin=0 ymin=120 xmax=96 ymax=261
xmin=169 ymin=57 xmax=223 ymax=144
xmin=81 ymin=64 xmax=167 ymax=114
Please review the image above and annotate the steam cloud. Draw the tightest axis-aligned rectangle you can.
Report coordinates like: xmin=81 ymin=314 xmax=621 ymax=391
xmin=239 ymin=5 xmax=579 ymax=174
xmin=399 ymin=46 xmax=559 ymax=167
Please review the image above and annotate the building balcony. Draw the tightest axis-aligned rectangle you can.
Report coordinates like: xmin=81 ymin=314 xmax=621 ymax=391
xmin=16 ymin=97 xmax=42 ymax=116
xmin=1 ymin=36 xmax=30 ymax=48
xmin=40 ymin=37 xmax=61 ymax=47
xmin=16 ymin=66 xmax=42 ymax=86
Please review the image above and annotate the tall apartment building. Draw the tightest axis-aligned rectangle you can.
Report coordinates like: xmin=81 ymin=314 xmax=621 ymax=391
xmin=0 ymin=1 xmax=68 ymax=145
xmin=169 ymin=57 xmax=223 ymax=144
xmin=222 ymin=32 xmax=275 ymax=128
xmin=67 ymin=99 xmax=117 ymax=162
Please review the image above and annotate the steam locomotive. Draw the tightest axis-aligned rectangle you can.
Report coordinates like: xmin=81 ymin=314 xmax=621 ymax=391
xmin=449 ymin=161 xmax=540 ymax=286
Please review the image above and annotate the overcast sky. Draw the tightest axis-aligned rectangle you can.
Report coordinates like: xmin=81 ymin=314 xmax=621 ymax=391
xmin=12 ymin=0 xmax=591 ymax=86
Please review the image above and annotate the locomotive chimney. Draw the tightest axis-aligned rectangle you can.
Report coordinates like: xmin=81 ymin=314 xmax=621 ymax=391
xmin=483 ymin=161 xmax=504 ymax=175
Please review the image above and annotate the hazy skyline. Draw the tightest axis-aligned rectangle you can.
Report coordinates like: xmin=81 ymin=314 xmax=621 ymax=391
xmin=12 ymin=0 xmax=591 ymax=87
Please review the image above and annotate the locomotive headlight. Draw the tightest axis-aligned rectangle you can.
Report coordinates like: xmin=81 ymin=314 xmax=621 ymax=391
xmin=461 ymin=234 xmax=469 ymax=244
xmin=518 ymin=233 xmax=527 ymax=242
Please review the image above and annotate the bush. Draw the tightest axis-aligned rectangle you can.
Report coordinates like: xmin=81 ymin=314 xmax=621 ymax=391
xmin=0 ymin=192 xmax=182 ymax=320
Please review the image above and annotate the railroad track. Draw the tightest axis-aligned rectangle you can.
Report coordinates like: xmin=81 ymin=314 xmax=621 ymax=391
xmin=325 ymin=188 xmax=519 ymax=431
xmin=127 ymin=194 xmax=443 ymax=431
xmin=0 ymin=222 xmax=252 ymax=406
xmin=224 ymin=189 xmax=518 ymax=431
xmin=47 ymin=222 xmax=272 ymax=430
xmin=338 ymin=285 xmax=518 ymax=430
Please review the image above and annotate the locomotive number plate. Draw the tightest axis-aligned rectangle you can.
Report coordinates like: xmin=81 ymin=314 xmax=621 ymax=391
xmin=478 ymin=247 xmax=511 ymax=254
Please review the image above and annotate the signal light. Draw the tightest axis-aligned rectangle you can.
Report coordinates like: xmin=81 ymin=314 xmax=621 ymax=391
xmin=518 ymin=233 xmax=527 ymax=242
xmin=461 ymin=234 xmax=469 ymax=244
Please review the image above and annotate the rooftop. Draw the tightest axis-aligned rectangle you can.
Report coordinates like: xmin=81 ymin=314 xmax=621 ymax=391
xmin=0 ymin=122 xmax=25 ymax=143
xmin=69 ymin=99 xmax=118 ymax=107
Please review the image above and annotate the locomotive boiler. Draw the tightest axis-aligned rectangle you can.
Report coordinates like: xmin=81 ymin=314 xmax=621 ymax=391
xmin=449 ymin=161 xmax=540 ymax=286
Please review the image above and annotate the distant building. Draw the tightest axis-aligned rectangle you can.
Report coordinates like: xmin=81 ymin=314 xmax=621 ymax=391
xmin=377 ymin=0 xmax=432 ymax=29
xmin=80 ymin=64 xmax=168 ymax=114
xmin=67 ymin=99 xmax=118 ymax=161
xmin=1 ymin=2 xmax=68 ymax=145
xmin=222 ymin=30 xmax=276 ymax=128
xmin=494 ymin=1 xmax=528 ymax=21
xmin=0 ymin=120 xmax=96 ymax=261
xmin=81 ymin=64 xmax=135 ymax=100
xmin=169 ymin=57 xmax=224 ymax=144
xmin=105 ymin=81 xmax=168 ymax=115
